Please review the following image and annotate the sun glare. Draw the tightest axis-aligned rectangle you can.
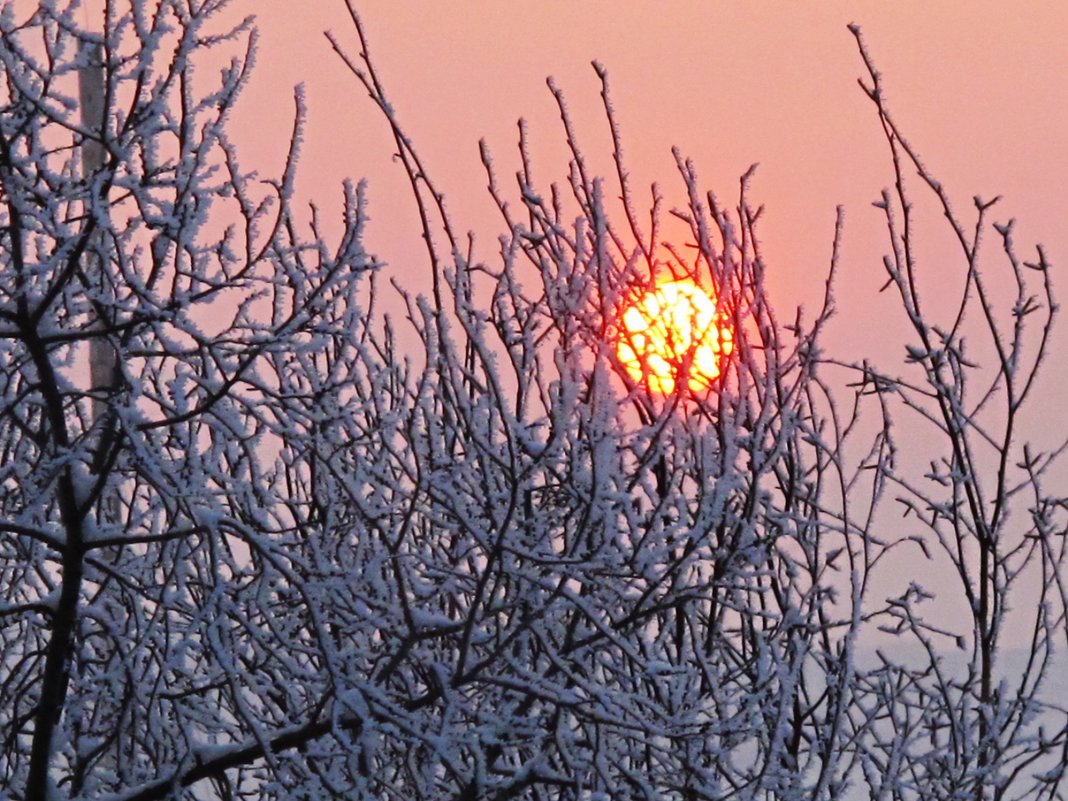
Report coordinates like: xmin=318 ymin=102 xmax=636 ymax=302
xmin=616 ymin=279 xmax=733 ymax=394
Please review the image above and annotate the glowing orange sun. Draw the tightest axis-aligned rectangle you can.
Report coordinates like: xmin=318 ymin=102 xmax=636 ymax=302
xmin=616 ymin=279 xmax=733 ymax=394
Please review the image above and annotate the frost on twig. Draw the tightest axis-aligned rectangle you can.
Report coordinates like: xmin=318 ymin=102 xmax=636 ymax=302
xmin=0 ymin=5 xmax=1062 ymax=801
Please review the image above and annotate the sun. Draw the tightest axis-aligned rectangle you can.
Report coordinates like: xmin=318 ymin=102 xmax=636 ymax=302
xmin=616 ymin=279 xmax=733 ymax=394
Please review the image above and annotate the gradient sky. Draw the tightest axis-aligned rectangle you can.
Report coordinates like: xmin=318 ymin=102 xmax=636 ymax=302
xmin=63 ymin=0 xmax=1068 ymax=643
xmin=216 ymin=2 xmax=1068 ymax=361
xmin=242 ymin=1 xmax=1068 ymax=646
xmin=53 ymin=0 xmax=1068 ymax=394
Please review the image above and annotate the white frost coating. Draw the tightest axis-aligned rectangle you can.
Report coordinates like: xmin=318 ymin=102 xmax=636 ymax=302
xmin=0 ymin=6 xmax=1064 ymax=801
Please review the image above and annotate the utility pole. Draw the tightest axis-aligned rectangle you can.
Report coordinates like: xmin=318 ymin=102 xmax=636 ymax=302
xmin=78 ymin=39 xmax=115 ymax=421
xmin=27 ymin=40 xmax=116 ymax=801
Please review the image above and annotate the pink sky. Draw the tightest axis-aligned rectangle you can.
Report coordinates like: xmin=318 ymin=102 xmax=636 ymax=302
xmin=57 ymin=0 xmax=1067 ymax=636
xmin=233 ymin=1 xmax=1067 ymax=641
xmin=219 ymin=2 xmax=1068 ymax=363
xmin=55 ymin=0 xmax=1067 ymax=390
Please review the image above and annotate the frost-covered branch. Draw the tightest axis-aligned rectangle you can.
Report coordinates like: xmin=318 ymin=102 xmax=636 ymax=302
xmin=0 ymin=4 xmax=1061 ymax=801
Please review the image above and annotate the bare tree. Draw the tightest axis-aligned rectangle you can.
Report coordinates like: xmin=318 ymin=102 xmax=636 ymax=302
xmin=841 ymin=27 xmax=1068 ymax=801
xmin=0 ymin=3 xmax=1063 ymax=801
xmin=0 ymin=2 xmax=372 ymax=798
